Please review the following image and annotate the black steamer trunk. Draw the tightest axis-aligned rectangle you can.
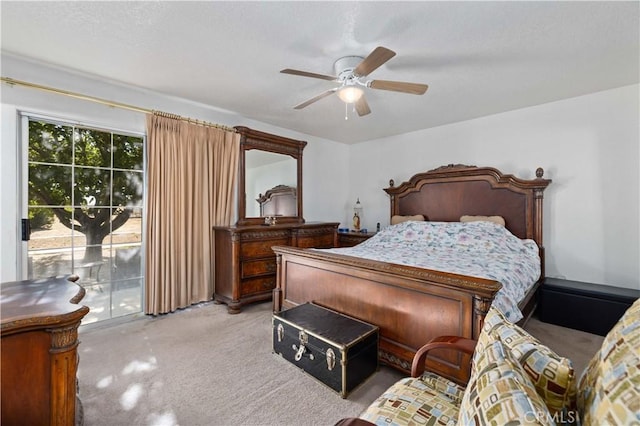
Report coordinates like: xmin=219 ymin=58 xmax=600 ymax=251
xmin=272 ymin=303 xmax=379 ymax=398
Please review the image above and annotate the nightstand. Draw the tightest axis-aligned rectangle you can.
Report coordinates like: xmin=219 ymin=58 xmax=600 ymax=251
xmin=337 ymin=231 xmax=376 ymax=247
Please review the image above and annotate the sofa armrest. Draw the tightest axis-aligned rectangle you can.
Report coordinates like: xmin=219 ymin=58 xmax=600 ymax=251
xmin=334 ymin=417 xmax=376 ymax=426
xmin=411 ymin=336 xmax=477 ymax=378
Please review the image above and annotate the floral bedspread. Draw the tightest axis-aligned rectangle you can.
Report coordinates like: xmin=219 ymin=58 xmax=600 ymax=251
xmin=323 ymin=220 xmax=541 ymax=322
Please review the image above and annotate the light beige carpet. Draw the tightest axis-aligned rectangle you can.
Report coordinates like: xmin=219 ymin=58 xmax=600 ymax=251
xmin=524 ymin=316 xmax=604 ymax=376
xmin=77 ymin=302 xmax=604 ymax=426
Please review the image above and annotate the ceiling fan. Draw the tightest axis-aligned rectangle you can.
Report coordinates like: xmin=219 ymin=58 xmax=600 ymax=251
xmin=281 ymin=46 xmax=428 ymax=117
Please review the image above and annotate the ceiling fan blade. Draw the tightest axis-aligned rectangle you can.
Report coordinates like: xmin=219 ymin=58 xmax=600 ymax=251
xmin=281 ymin=68 xmax=337 ymax=81
xmin=369 ymin=79 xmax=429 ymax=95
xmin=293 ymin=89 xmax=337 ymax=109
xmin=355 ymin=96 xmax=371 ymax=116
xmin=354 ymin=46 xmax=396 ymax=77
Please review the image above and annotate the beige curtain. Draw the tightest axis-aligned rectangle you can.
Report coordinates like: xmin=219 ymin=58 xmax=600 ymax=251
xmin=145 ymin=113 xmax=239 ymax=315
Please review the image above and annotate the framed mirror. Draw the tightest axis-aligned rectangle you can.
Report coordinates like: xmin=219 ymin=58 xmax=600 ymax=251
xmin=235 ymin=126 xmax=306 ymax=226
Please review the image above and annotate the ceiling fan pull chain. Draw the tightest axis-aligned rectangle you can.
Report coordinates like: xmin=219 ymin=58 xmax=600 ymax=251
xmin=345 ymin=102 xmax=348 ymax=120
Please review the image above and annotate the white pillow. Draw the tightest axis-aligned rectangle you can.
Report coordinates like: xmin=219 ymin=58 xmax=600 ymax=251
xmin=460 ymin=215 xmax=505 ymax=226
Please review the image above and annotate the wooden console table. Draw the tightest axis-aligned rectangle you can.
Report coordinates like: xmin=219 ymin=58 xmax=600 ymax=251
xmin=1 ymin=275 xmax=89 ymax=426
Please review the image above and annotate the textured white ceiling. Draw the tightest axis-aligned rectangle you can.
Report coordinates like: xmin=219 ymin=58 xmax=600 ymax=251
xmin=1 ymin=1 xmax=638 ymax=144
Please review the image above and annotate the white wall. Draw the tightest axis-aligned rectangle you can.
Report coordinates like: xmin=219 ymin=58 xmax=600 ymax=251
xmin=0 ymin=54 xmax=349 ymax=282
xmin=349 ymin=84 xmax=640 ymax=290
xmin=2 ymin=54 xmax=638 ymax=291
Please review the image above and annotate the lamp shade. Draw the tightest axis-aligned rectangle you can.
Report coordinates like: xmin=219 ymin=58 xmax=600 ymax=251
xmin=337 ymin=86 xmax=364 ymax=104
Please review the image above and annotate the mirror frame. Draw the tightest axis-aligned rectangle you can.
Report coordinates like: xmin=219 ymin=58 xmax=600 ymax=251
xmin=235 ymin=126 xmax=306 ymax=226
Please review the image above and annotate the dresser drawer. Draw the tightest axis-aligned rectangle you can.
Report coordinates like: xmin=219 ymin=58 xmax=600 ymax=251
xmin=297 ymin=233 xmax=335 ymax=249
xmin=241 ymin=238 xmax=289 ymax=258
xmin=294 ymin=226 xmax=337 ymax=249
xmin=241 ymin=276 xmax=276 ymax=296
xmin=241 ymin=258 xmax=277 ymax=278
xmin=337 ymin=232 xmax=376 ymax=247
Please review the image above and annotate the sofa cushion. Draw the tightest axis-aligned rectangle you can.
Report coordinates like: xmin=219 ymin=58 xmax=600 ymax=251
xmin=476 ymin=306 xmax=576 ymax=415
xmin=359 ymin=375 xmax=463 ymax=426
xmin=417 ymin=371 xmax=467 ymax=406
xmin=460 ymin=339 xmax=553 ymax=425
xmin=577 ymin=298 xmax=640 ymax=425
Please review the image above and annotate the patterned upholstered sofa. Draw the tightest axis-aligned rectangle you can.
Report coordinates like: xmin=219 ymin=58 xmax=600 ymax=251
xmin=338 ymin=298 xmax=640 ymax=426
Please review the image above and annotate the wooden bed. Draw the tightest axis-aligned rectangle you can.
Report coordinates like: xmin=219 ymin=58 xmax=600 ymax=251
xmin=272 ymin=164 xmax=551 ymax=383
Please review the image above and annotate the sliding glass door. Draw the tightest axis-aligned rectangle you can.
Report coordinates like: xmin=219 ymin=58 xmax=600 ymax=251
xmin=23 ymin=114 xmax=145 ymax=324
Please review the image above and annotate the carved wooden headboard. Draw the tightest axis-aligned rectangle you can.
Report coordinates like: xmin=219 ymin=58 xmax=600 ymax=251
xmin=384 ymin=164 xmax=551 ymax=272
xmin=257 ymin=185 xmax=297 ymax=217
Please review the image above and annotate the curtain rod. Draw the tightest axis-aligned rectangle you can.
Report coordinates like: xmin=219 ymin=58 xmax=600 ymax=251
xmin=1 ymin=76 xmax=237 ymax=133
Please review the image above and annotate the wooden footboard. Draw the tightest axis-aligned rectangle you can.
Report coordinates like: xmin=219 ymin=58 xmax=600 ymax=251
xmin=272 ymin=245 xmax=501 ymax=384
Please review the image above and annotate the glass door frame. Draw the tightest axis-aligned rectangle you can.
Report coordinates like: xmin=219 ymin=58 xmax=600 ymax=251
xmin=19 ymin=111 xmax=147 ymax=323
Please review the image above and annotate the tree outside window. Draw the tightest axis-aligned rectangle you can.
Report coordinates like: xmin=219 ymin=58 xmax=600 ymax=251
xmin=28 ymin=120 xmax=143 ymax=264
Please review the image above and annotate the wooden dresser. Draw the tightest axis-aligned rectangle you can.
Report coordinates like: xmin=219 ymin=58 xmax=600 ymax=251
xmin=1 ymin=275 xmax=89 ymax=426
xmin=213 ymin=222 xmax=338 ymax=313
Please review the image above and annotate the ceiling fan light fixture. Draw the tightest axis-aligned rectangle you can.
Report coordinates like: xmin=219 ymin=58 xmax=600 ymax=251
xmin=281 ymin=46 xmax=427 ymax=116
xmin=337 ymin=86 xmax=364 ymax=104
